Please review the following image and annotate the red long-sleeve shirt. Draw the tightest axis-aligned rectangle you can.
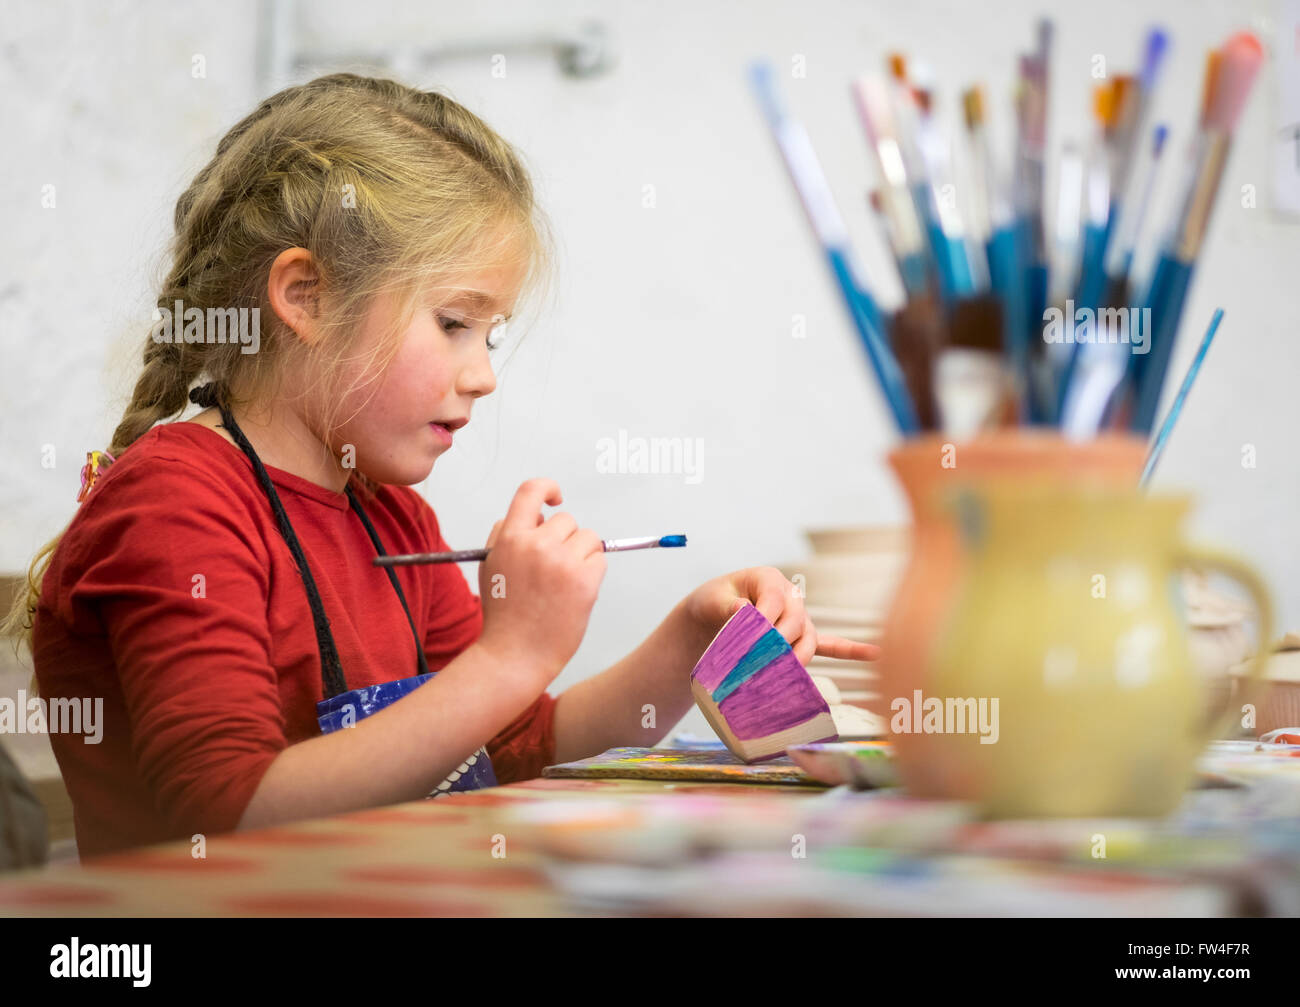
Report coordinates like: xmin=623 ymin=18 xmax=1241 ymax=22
xmin=32 ymin=421 xmax=557 ymax=858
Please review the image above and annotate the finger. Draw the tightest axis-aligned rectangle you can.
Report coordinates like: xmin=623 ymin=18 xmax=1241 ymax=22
xmin=502 ymin=478 xmax=562 ymax=531
xmin=772 ymin=604 xmax=803 ymax=645
xmin=814 ymin=635 xmax=881 ymax=662
xmin=758 ymin=574 xmax=804 ymax=644
xmin=570 ymin=528 xmax=605 ymax=560
xmin=484 ymin=520 xmax=503 ymax=548
xmin=752 ymin=580 xmax=790 ymax=634
xmin=538 ymin=511 xmax=578 ymax=543
xmin=791 ymin=613 xmax=818 ymax=667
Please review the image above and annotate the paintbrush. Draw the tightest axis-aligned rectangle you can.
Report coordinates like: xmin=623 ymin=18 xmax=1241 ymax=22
xmin=1140 ymin=308 xmax=1224 ymax=486
xmin=853 ymin=75 xmax=931 ymax=297
xmin=1071 ymin=80 xmax=1122 ymax=314
xmin=1057 ymin=122 xmax=1169 ymax=429
xmin=1014 ymin=19 xmax=1055 ymax=421
xmin=1127 ymin=32 xmax=1262 ymax=434
xmin=960 ymin=86 xmax=998 ymax=292
xmin=884 ymin=56 xmax=967 ymax=305
xmin=1101 ymin=123 xmax=1170 ymax=306
xmin=376 ymin=534 xmax=688 ymax=567
xmin=888 ymin=293 xmax=947 ymax=430
xmin=913 ymin=86 xmax=977 ymax=302
xmin=1072 ymin=28 xmax=1169 ymax=318
xmin=1051 ymin=140 xmax=1084 ymax=306
xmin=1095 ymin=48 xmax=1226 ymax=434
xmin=935 ymin=293 xmax=1014 ymax=437
xmin=856 ymin=70 xmax=964 ymax=430
xmin=1110 ymin=28 xmax=1171 ymax=229
xmin=1056 ymin=31 xmax=1166 ymax=432
xmin=749 ymin=61 xmax=921 ymax=434
xmin=964 ymin=85 xmax=1030 ymax=419
xmin=1052 ymin=80 xmax=1122 ymax=425
xmin=885 ymin=53 xmax=933 ymax=236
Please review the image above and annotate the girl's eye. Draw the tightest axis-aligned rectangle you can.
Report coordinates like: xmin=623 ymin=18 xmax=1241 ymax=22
xmin=439 ymin=313 xmax=503 ymax=351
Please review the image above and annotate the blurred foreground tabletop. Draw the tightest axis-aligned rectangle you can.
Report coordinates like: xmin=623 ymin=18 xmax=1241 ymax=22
xmin=2 ymin=740 xmax=1299 ymax=917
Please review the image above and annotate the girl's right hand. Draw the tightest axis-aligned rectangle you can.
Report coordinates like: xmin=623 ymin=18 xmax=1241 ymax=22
xmin=476 ymin=478 xmax=607 ymax=684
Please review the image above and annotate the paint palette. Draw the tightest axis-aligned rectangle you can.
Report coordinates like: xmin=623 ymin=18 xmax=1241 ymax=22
xmin=786 ymin=741 xmax=899 ymax=789
xmin=543 ymin=747 xmax=821 ymax=785
xmin=690 ymin=602 xmax=838 ymax=762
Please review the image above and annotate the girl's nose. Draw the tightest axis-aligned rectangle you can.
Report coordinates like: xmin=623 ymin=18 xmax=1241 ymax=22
xmin=459 ymin=347 xmax=498 ymax=398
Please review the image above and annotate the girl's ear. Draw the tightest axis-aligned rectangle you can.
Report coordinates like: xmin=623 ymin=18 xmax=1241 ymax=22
xmin=266 ymin=247 xmax=322 ymax=344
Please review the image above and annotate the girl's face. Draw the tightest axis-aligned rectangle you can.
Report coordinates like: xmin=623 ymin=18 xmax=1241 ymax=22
xmin=329 ymin=259 xmax=523 ymax=486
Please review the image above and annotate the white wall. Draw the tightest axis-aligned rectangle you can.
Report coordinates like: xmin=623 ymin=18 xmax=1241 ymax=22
xmin=3 ymin=1 xmax=1297 ymax=736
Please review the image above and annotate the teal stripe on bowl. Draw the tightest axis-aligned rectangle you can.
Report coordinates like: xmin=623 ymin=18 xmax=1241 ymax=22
xmin=712 ymin=628 xmax=787 ymax=704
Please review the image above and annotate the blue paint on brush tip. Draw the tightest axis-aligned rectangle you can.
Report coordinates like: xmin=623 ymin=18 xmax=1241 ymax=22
xmin=1141 ymin=28 xmax=1169 ymax=91
xmin=659 ymin=535 xmax=687 ymax=548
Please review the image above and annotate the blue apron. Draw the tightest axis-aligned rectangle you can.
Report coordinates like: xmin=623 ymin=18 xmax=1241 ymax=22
xmin=317 ymin=674 xmax=496 ymax=794
xmin=193 ymin=384 xmax=496 ymax=797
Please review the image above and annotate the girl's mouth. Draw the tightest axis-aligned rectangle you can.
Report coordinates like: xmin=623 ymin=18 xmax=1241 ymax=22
xmin=429 ymin=417 xmax=467 ymax=445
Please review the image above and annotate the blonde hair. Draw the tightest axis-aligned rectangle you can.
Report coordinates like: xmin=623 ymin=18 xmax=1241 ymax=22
xmin=4 ymin=73 xmax=551 ymax=649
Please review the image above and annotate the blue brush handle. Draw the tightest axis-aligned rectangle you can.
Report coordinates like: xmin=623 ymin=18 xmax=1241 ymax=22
xmin=1140 ymin=308 xmax=1223 ymax=486
xmin=1130 ymin=254 xmax=1194 ymax=434
xmin=923 ymin=220 xmax=975 ymax=304
xmin=827 ymin=247 xmax=920 ymax=434
xmin=924 ymin=217 xmax=955 ymax=302
xmin=987 ymin=226 xmax=1027 ymax=390
xmin=1010 ymin=216 xmax=1051 ymax=423
xmin=914 ymin=183 xmax=974 ymax=305
xmin=747 ymin=61 xmax=918 ymax=437
xmin=898 ymin=251 xmax=930 ymax=299
xmin=1074 ymin=220 xmax=1112 ymax=311
xmin=939 ymin=231 xmax=975 ymax=301
xmin=1023 ymin=257 xmax=1051 ymax=424
xmin=1056 ymin=218 xmax=1117 ymax=423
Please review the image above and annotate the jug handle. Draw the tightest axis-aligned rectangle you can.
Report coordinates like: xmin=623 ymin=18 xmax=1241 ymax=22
xmin=1177 ymin=546 xmax=1275 ymax=744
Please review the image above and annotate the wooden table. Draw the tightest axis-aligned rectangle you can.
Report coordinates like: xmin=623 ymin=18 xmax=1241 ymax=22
xmin=5 ymin=739 xmax=1300 ymax=917
xmin=0 ymin=776 xmax=819 ymax=917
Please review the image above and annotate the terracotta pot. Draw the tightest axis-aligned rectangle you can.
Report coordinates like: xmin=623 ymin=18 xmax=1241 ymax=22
xmin=870 ymin=430 xmax=1148 ymax=727
xmin=915 ymin=484 xmax=1272 ymax=815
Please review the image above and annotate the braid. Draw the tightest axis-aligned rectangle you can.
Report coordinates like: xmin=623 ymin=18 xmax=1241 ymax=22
xmin=108 ymin=341 xmax=204 ymax=455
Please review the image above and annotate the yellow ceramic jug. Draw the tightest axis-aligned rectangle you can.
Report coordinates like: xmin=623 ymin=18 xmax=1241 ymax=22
xmin=911 ymin=484 xmax=1273 ymax=818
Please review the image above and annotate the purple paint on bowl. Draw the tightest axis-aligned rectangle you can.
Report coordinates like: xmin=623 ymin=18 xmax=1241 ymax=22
xmin=692 ymin=603 xmax=774 ymax=691
xmin=717 ymin=651 xmax=831 ymax=741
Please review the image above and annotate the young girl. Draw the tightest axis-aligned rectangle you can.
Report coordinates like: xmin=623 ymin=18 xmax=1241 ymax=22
xmin=6 ymin=74 xmax=875 ymax=858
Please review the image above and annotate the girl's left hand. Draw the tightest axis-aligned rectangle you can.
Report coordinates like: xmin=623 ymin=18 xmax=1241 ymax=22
xmin=684 ymin=567 xmax=880 ymax=668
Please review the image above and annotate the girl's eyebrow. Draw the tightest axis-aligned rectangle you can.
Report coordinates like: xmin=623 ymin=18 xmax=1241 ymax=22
xmin=445 ymin=290 xmax=512 ymax=320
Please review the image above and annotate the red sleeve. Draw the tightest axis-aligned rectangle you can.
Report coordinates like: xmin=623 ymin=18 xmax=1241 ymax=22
xmin=55 ymin=458 xmax=286 ymax=836
xmin=410 ymin=494 xmax=558 ymax=783
xmin=485 ymin=692 xmax=559 ymax=783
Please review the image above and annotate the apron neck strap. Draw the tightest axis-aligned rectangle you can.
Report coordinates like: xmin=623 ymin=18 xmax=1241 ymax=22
xmin=190 ymin=384 xmax=429 ymax=698
xmin=347 ymin=489 xmax=431 ymax=680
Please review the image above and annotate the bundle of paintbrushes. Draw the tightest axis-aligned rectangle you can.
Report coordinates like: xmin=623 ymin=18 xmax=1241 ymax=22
xmin=750 ymin=23 xmax=1263 ymax=448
